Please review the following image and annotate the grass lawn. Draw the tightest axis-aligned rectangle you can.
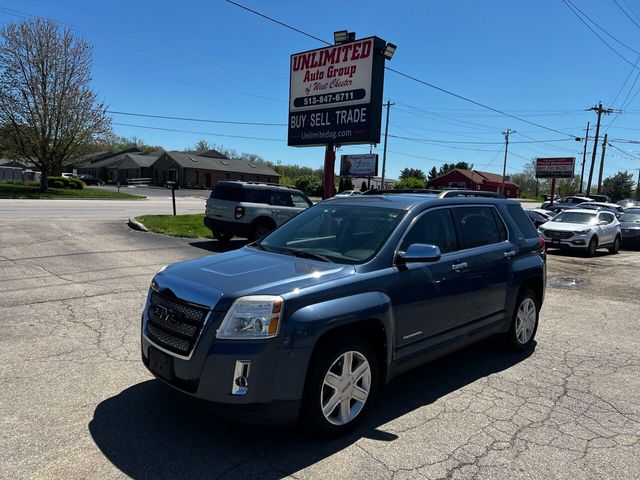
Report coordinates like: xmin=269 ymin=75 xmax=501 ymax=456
xmin=0 ymin=183 xmax=144 ymax=199
xmin=136 ymin=214 xmax=211 ymax=239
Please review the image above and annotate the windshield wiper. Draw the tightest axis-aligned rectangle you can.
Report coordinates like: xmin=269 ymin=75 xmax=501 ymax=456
xmin=278 ymin=248 xmax=333 ymax=263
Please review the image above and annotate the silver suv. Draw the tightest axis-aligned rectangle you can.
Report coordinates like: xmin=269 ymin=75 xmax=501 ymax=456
xmin=204 ymin=181 xmax=312 ymax=242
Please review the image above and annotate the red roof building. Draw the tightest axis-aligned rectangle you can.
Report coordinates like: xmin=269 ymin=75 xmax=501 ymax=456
xmin=427 ymin=168 xmax=520 ymax=198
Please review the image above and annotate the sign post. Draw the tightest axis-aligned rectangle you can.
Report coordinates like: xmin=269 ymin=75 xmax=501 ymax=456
xmin=535 ymin=157 xmax=575 ymax=206
xmin=288 ymin=35 xmax=389 ymax=198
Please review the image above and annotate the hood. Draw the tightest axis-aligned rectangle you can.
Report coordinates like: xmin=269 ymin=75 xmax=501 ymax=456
xmin=154 ymin=247 xmax=355 ymax=309
xmin=620 ymin=221 xmax=640 ymax=229
xmin=541 ymin=221 xmax=594 ymax=232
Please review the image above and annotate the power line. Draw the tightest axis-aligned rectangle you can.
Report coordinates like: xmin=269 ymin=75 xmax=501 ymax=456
xmin=107 ymin=110 xmax=287 ymax=126
xmin=611 ymin=0 xmax=640 ymax=31
xmin=562 ymin=0 xmax=640 ymax=68
xmin=387 ymin=133 xmax=574 ymax=145
xmin=223 ymin=0 xmax=580 ymax=140
xmin=112 ymin=122 xmax=284 ymax=142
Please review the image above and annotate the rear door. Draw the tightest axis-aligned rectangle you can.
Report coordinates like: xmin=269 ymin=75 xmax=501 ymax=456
xmin=270 ymin=191 xmax=297 ymax=225
xmin=598 ymin=212 xmax=616 ymax=243
xmin=451 ymin=206 xmax=511 ymax=323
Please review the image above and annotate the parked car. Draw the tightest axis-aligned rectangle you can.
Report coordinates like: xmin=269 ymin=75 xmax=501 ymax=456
xmin=538 ymin=209 xmax=621 ymax=256
xmin=204 ymin=181 xmax=313 ymax=242
xmin=335 ymin=190 xmax=363 ymax=197
xmin=142 ymin=192 xmax=546 ymax=434
xmin=574 ymin=202 xmax=625 ymax=217
xmin=78 ymin=174 xmax=102 ymax=186
xmin=543 ymin=205 xmax=573 ymax=216
xmin=540 ymin=195 xmax=592 ymax=209
xmin=619 ymin=211 xmax=640 ymax=248
xmin=573 ymin=193 xmax=612 ymax=203
xmin=618 ymin=198 xmax=639 ymax=209
xmin=525 ymin=209 xmax=552 ymax=227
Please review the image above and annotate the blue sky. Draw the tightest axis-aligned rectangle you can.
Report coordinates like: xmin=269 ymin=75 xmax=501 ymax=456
xmin=2 ymin=0 xmax=640 ymax=180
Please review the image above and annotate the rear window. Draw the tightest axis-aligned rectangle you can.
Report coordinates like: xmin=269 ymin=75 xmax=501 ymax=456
xmin=507 ymin=205 xmax=539 ymax=238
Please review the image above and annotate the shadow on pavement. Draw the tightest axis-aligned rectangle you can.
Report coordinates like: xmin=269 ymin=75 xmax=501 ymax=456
xmin=546 ymin=248 xmax=610 ymax=258
xmin=189 ymin=239 xmax=248 ymax=253
xmin=89 ymin=339 xmax=534 ymax=479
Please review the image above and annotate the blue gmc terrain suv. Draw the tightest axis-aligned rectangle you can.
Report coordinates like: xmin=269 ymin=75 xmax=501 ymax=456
xmin=141 ymin=191 xmax=546 ymax=435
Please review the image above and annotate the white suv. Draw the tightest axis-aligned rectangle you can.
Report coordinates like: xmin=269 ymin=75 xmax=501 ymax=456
xmin=539 ymin=209 xmax=621 ymax=256
xmin=204 ymin=181 xmax=312 ymax=242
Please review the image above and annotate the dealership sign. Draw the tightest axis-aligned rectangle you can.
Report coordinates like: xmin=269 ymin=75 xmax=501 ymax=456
xmin=340 ymin=154 xmax=378 ymax=177
xmin=288 ymin=37 xmax=386 ymax=147
xmin=535 ymin=157 xmax=575 ymax=179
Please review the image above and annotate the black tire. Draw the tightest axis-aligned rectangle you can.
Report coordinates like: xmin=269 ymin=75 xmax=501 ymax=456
xmin=586 ymin=236 xmax=598 ymax=257
xmin=608 ymin=235 xmax=621 ymax=254
xmin=503 ymin=289 xmax=540 ymax=352
xmin=213 ymin=230 xmax=233 ymax=243
xmin=301 ymin=335 xmax=379 ymax=436
xmin=249 ymin=222 xmax=273 ymax=242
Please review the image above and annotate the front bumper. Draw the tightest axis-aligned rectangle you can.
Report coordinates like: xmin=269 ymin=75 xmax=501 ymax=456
xmin=541 ymin=232 xmax=590 ymax=249
xmin=621 ymin=230 xmax=640 ymax=248
xmin=140 ymin=304 xmax=313 ymax=425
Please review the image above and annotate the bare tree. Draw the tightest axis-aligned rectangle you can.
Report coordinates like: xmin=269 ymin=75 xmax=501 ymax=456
xmin=0 ymin=18 xmax=110 ymax=190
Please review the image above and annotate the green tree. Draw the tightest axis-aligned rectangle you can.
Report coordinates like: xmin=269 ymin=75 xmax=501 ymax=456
xmin=399 ymin=168 xmax=426 ymax=180
xmin=602 ymin=171 xmax=635 ymax=202
xmin=295 ymin=175 xmax=322 ymax=196
xmin=437 ymin=162 xmax=473 ymax=176
xmin=427 ymin=166 xmax=438 ymax=181
xmin=0 ymin=18 xmax=111 ymax=190
xmin=394 ymin=177 xmax=426 ymax=189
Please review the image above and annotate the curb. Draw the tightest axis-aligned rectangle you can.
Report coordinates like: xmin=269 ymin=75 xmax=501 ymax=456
xmin=127 ymin=217 xmax=148 ymax=232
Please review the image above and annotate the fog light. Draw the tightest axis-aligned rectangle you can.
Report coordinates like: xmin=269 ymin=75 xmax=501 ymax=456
xmin=232 ymin=360 xmax=251 ymax=395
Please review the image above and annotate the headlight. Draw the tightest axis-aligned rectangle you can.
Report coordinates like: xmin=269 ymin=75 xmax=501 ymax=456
xmin=216 ymin=296 xmax=284 ymax=339
xmin=574 ymin=229 xmax=590 ymax=234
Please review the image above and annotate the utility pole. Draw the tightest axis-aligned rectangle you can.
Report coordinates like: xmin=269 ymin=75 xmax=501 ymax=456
xmin=380 ymin=100 xmax=394 ymax=188
xmin=636 ymin=168 xmax=640 ymax=200
xmin=501 ymin=129 xmax=516 ymax=195
xmin=597 ymin=134 xmax=608 ymax=195
xmin=586 ymin=103 xmax=615 ymax=195
xmin=580 ymin=121 xmax=590 ymax=192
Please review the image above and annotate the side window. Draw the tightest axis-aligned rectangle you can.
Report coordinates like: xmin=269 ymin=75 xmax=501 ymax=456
xmin=291 ymin=193 xmax=311 ymax=208
xmin=600 ymin=212 xmax=615 ymax=224
xmin=507 ymin=205 xmax=539 ymax=239
xmin=244 ymin=189 xmax=269 ymax=204
xmin=454 ymin=206 xmax=505 ymax=249
xmin=400 ymin=209 xmax=458 ymax=254
xmin=270 ymin=191 xmax=293 ymax=207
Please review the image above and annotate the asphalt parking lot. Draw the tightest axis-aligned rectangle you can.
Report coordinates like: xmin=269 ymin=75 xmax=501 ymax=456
xmin=1 ymin=219 xmax=639 ymax=479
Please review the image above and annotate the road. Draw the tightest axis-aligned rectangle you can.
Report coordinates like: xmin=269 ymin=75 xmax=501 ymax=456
xmin=1 ymin=219 xmax=638 ymax=479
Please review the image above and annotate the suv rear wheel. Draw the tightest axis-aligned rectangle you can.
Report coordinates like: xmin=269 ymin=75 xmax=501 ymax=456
xmin=301 ymin=335 xmax=379 ymax=436
xmin=504 ymin=289 xmax=539 ymax=351
xmin=608 ymin=235 xmax=621 ymax=254
xmin=213 ymin=231 xmax=233 ymax=243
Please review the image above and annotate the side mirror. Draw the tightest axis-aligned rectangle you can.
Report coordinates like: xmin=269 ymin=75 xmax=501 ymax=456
xmin=397 ymin=243 xmax=442 ymax=264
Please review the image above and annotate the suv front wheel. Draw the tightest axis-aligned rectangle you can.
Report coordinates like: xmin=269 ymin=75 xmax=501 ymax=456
xmin=302 ymin=335 xmax=379 ymax=436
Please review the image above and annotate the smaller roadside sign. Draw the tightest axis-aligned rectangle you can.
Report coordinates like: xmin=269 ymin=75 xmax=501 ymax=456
xmin=535 ymin=157 xmax=575 ymax=179
xmin=340 ymin=154 xmax=378 ymax=177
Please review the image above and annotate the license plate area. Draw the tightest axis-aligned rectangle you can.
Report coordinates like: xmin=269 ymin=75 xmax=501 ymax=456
xmin=551 ymin=239 xmax=561 ymax=245
xmin=148 ymin=346 xmax=174 ymax=381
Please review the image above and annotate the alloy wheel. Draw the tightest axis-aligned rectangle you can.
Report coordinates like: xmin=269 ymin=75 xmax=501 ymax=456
xmin=515 ymin=298 xmax=536 ymax=344
xmin=320 ymin=351 xmax=371 ymax=426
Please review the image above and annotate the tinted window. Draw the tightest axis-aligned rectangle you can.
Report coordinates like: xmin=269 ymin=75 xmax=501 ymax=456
xmin=401 ymin=209 xmax=458 ymax=254
xmin=270 ymin=191 xmax=293 ymax=206
xmin=509 ymin=205 xmax=540 ymax=238
xmin=291 ymin=193 xmax=311 ymax=208
xmin=600 ymin=213 xmax=615 ymax=224
xmin=210 ymin=184 xmax=243 ymax=201
xmin=244 ymin=189 xmax=270 ymax=204
xmin=454 ymin=206 xmax=505 ymax=248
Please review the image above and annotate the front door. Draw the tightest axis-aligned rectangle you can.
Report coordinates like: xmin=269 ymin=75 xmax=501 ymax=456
xmin=205 ymin=173 xmax=212 ymax=188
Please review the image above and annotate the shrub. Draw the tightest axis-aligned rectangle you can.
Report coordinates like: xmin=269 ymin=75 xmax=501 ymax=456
xmin=68 ymin=182 xmax=77 ymax=189
xmin=393 ymin=177 xmax=426 ymax=189
xmin=69 ymin=177 xmax=84 ymax=189
xmin=51 ymin=180 xmax=64 ymax=189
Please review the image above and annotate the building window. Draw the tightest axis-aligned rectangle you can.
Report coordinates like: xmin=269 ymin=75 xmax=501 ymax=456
xmin=226 ymin=173 xmax=230 ymax=179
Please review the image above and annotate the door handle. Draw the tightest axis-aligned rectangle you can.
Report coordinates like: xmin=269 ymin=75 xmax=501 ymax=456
xmin=504 ymin=250 xmax=516 ymax=258
xmin=451 ymin=261 xmax=468 ymax=271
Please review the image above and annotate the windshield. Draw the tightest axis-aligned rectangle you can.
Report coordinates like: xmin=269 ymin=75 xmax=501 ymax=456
xmin=552 ymin=212 xmax=597 ymax=224
xmin=259 ymin=204 xmax=405 ymax=264
xmin=620 ymin=213 xmax=640 ymax=222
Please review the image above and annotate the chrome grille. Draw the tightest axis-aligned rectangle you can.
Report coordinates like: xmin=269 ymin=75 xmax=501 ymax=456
xmin=145 ymin=292 xmax=208 ymax=356
xmin=545 ymin=230 xmax=573 ymax=240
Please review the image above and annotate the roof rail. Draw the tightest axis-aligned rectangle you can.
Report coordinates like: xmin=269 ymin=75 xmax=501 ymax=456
xmin=362 ymin=188 xmax=442 ymax=195
xmin=438 ymin=190 xmax=505 ymax=199
xmin=222 ymin=180 xmax=296 ymax=189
